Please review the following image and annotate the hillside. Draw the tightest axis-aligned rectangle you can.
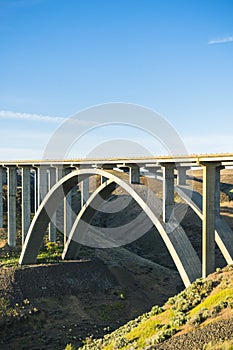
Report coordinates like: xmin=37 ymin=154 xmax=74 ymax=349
xmin=76 ymin=265 xmax=233 ymax=350
xmin=0 ymin=252 xmax=181 ymax=350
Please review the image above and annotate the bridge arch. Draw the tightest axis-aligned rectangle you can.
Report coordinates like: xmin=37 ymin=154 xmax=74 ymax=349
xmin=19 ymin=168 xmax=201 ymax=287
xmin=175 ymin=185 xmax=233 ymax=265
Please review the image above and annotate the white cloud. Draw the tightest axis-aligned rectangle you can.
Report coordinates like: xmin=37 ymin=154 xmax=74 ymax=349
xmin=208 ymin=36 xmax=233 ymax=45
xmin=0 ymin=110 xmax=100 ymax=160
xmin=0 ymin=110 xmax=65 ymax=123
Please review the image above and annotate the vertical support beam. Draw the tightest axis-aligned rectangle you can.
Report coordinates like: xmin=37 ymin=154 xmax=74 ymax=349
xmin=215 ymin=166 xmax=223 ymax=219
xmin=37 ymin=166 xmax=48 ymax=205
xmin=201 ymin=162 xmax=221 ymax=278
xmin=22 ymin=166 xmax=31 ymax=244
xmin=64 ymin=167 xmax=73 ymax=244
xmin=7 ymin=166 xmax=17 ymax=247
xmin=56 ymin=166 xmax=64 ymax=235
xmin=2 ymin=168 xmax=6 ymax=184
xmin=33 ymin=168 xmax=38 ymax=213
xmin=48 ymin=167 xmax=57 ymax=242
xmin=0 ymin=166 xmax=3 ymax=228
xmin=80 ymin=165 xmax=93 ymax=206
xmin=129 ymin=164 xmax=140 ymax=184
xmin=177 ymin=166 xmax=189 ymax=186
xmin=161 ymin=163 xmax=175 ymax=223
xmin=81 ymin=178 xmax=90 ymax=207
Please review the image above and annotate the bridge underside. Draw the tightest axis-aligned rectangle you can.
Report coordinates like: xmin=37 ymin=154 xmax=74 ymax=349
xmin=0 ymin=155 xmax=233 ymax=287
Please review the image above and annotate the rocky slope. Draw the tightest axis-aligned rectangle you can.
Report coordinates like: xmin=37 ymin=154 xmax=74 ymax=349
xmin=77 ymin=265 xmax=233 ymax=350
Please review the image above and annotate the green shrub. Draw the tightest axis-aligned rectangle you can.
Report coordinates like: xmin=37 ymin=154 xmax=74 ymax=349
xmin=113 ymin=337 xmax=129 ymax=349
xmin=64 ymin=344 xmax=76 ymax=350
xmin=154 ymin=326 xmax=177 ymax=343
xmin=45 ymin=241 xmax=58 ymax=254
xmin=170 ymin=311 xmax=187 ymax=327
xmin=211 ymin=300 xmax=229 ymax=317
xmin=168 ymin=278 xmax=215 ymax=313
xmin=150 ymin=305 xmax=164 ymax=315
xmin=188 ymin=308 xmax=210 ymax=325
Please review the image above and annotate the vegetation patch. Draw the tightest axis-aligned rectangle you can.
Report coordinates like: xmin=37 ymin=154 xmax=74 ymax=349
xmin=73 ymin=266 xmax=233 ymax=350
xmin=189 ymin=287 xmax=233 ymax=319
xmin=37 ymin=241 xmax=63 ymax=263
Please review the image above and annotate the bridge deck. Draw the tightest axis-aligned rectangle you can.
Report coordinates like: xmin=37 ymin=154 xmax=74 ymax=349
xmin=0 ymin=153 xmax=233 ymax=167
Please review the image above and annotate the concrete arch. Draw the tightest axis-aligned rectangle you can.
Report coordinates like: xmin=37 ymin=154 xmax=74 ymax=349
xmin=176 ymin=185 xmax=233 ymax=265
xmin=19 ymin=168 xmax=201 ymax=287
xmin=153 ymin=173 xmax=233 ymax=265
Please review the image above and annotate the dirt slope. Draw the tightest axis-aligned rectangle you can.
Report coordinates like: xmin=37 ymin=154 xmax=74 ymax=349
xmin=0 ymin=253 xmax=181 ymax=350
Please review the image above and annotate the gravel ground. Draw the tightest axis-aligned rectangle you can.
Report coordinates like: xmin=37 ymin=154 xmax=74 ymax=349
xmin=148 ymin=317 xmax=233 ymax=350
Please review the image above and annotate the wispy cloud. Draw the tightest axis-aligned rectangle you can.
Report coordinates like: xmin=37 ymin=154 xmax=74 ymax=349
xmin=0 ymin=110 xmax=65 ymax=123
xmin=208 ymin=36 xmax=233 ymax=45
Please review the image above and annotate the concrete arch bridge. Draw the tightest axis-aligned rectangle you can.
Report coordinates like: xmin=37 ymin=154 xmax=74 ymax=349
xmin=0 ymin=154 xmax=233 ymax=287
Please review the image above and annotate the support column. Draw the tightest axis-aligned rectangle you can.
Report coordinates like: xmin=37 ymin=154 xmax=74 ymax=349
xmin=81 ymin=178 xmax=90 ymax=207
xmin=80 ymin=165 xmax=93 ymax=206
xmin=48 ymin=167 xmax=57 ymax=242
xmin=22 ymin=166 xmax=31 ymax=244
xmin=64 ymin=167 xmax=73 ymax=244
xmin=100 ymin=163 xmax=114 ymax=186
xmin=215 ymin=166 xmax=223 ymax=219
xmin=7 ymin=166 xmax=17 ymax=247
xmin=129 ymin=164 xmax=140 ymax=184
xmin=37 ymin=166 xmax=48 ymax=205
xmin=56 ymin=166 xmax=64 ymax=235
xmin=0 ymin=166 xmax=3 ymax=228
xmin=33 ymin=168 xmax=38 ymax=213
xmin=177 ymin=166 xmax=189 ymax=186
xmin=161 ymin=163 xmax=175 ymax=223
xmin=2 ymin=168 xmax=6 ymax=184
xmin=201 ymin=162 xmax=221 ymax=278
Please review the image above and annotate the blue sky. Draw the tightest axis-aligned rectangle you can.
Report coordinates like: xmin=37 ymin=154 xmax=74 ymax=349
xmin=0 ymin=0 xmax=233 ymax=159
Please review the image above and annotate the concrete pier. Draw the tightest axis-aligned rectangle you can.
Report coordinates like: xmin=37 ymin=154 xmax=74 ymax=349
xmin=56 ymin=166 xmax=64 ymax=234
xmin=37 ymin=166 xmax=48 ymax=205
xmin=215 ymin=166 xmax=223 ymax=219
xmin=63 ymin=167 xmax=73 ymax=244
xmin=21 ymin=166 xmax=31 ymax=243
xmin=48 ymin=167 xmax=57 ymax=242
xmin=177 ymin=166 xmax=189 ymax=186
xmin=100 ymin=164 xmax=114 ymax=186
xmin=7 ymin=166 xmax=17 ymax=247
xmin=129 ymin=164 xmax=140 ymax=184
xmin=33 ymin=168 xmax=38 ymax=212
xmin=201 ymin=162 xmax=221 ymax=278
xmin=162 ymin=164 xmax=175 ymax=223
xmin=81 ymin=178 xmax=90 ymax=207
